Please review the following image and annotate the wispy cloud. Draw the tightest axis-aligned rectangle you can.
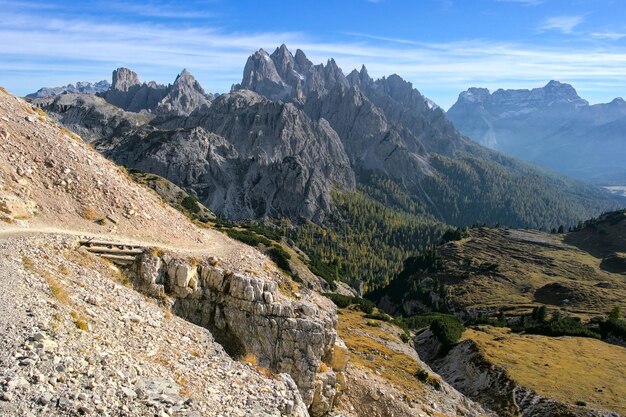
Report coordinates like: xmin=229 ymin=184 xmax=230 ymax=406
xmin=0 ymin=1 xmax=625 ymax=109
xmin=539 ymin=15 xmax=584 ymax=34
xmin=591 ymin=31 xmax=626 ymax=40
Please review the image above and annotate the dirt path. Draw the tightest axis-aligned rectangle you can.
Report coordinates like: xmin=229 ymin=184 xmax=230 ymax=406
xmin=0 ymin=224 xmax=272 ymax=276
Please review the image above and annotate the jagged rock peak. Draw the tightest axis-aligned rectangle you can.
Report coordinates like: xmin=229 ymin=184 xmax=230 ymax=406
xmin=111 ymin=68 xmax=141 ymax=91
xmin=294 ymin=49 xmax=313 ymax=72
xmin=458 ymin=87 xmax=491 ymax=103
xmin=541 ymin=80 xmax=582 ymax=100
xmin=156 ymin=68 xmax=212 ymax=115
xmin=173 ymin=68 xmax=203 ymax=90
xmin=176 ymin=68 xmax=193 ymax=79
xmin=270 ymin=44 xmax=296 ymax=78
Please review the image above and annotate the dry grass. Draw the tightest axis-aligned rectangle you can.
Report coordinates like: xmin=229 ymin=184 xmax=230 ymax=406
xmin=59 ymin=126 xmax=81 ymax=142
xmin=82 ymin=206 xmax=101 ymax=221
xmin=23 ymin=255 xmax=71 ymax=304
xmin=33 ymin=106 xmax=47 ymax=121
xmin=242 ymin=354 xmax=257 ymax=366
xmin=150 ymin=247 xmax=165 ymax=257
xmin=427 ymin=228 xmax=626 ymax=318
xmin=21 ymin=255 xmax=34 ymax=270
xmin=70 ymin=310 xmax=89 ymax=331
xmin=465 ymin=326 xmax=626 ymax=415
xmin=337 ymin=309 xmax=428 ymax=398
xmin=0 ymin=87 xmax=9 ymax=95
xmin=44 ymin=274 xmax=70 ymax=304
xmin=242 ymin=354 xmax=274 ymax=378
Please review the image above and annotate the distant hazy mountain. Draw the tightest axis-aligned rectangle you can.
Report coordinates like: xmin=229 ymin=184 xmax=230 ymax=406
xmin=26 ymin=80 xmax=110 ymax=98
xmin=447 ymin=81 xmax=626 ymax=184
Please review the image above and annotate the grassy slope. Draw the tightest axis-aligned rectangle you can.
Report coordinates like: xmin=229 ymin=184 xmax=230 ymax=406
xmin=446 ymin=228 xmax=626 ymax=317
xmin=381 ymin=226 xmax=626 ymax=318
xmin=464 ymin=326 xmax=626 ymax=415
xmin=337 ymin=309 xmax=436 ymax=400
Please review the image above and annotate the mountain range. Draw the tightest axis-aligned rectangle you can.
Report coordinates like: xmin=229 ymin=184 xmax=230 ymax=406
xmin=26 ymin=80 xmax=110 ymax=98
xmin=447 ymin=81 xmax=626 ymax=185
xmin=29 ymin=45 xmax=624 ymax=289
xmin=31 ymin=45 xmax=622 ymax=228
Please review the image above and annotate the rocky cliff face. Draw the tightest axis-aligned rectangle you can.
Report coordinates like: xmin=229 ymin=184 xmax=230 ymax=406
xmin=447 ymin=81 xmax=626 ymax=184
xmin=97 ymin=89 xmax=355 ymax=221
xmin=100 ymin=67 xmax=212 ymax=116
xmin=31 ymin=93 xmax=151 ymax=142
xmin=26 ymin=80 xmax=110 ymax=98
xmin=135 ymin=250 xmax=343 ymax=416
xmin=235 ymin=45 xmax=465 ymax=184
xmin=415 ymin=330 xmax=619 ymax=417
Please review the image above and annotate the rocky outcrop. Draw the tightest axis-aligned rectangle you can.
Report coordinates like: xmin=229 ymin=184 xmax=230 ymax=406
xmin=136 ymin=250 xmax=342 ymax=416
xmin=447 ymin=81 xmax=626 ymax=184
xmin=100 ymin=90 xmax=355 ymax=221
xmin=100 ymin=68 xmax=168 ymax=113
xmin=31 ymin=93 xmax=151 ymax=142
xmin=26 ymin=80 xmax=110 ymax=99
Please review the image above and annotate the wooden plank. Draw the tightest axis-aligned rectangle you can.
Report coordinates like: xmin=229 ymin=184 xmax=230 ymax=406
xmin=79 ymin=239 xmax=143 ymax=249
xmin=97 ymin=254 xmax=137 ymax=262
xmin=83 ymin=247 xmax=144 ymax=255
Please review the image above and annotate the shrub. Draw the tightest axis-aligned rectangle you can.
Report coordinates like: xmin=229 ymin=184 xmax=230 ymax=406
xmin=307 ymin=256 xmax=339 ymax=290
xmin=415 ymin=369 xmax=429 ymax=382
xmin=181 ymin=195 xmax=201 ymax=214
xmin=365 ymin=311 xmax=393 ymax=322
xmin=404 ymin=313 xmax=454 ymax=331
xmin=225 ymin=229 xmax=272 ymax=247
xmin=82 ymin=206 xmax=100 ymax=221
xmin=70 ymin=311 xmax=89 ymax=331
xmin=323 ymin=293 xmax=375 ymax=314
xmin=525 ymin=317 xmax=600 ymax=339
xmin=430 ymin=315 xmax=464 ymax=347
xmin=598 ymin=318 xmax=626 ymax=340
xmin=268 ymin=245 xmax=291 ymax=272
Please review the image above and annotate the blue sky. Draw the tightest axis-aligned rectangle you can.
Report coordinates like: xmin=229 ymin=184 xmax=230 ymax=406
xmin=1 ymin=0 xmax=625 ymax=108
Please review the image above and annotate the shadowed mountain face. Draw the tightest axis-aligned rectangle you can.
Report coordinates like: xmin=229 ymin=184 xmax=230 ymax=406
xmin=447 ymin=81 xmax=626 ymax=185
xmin=34 ymin=45 xmax=623 ymax=230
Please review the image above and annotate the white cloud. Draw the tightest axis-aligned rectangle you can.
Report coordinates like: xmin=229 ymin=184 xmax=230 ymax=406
xmin=539 ymin=15 xmax=584 ymax=34
xmin=591 ymin=31 xmax=626 ymax=40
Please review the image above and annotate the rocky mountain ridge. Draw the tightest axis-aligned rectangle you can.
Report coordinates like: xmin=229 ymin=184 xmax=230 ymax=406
xmin=32 ymin=46 xmax=623 ymax=231
xmin=100 ymin=67 xmax=213 ymax=116
xmin=26 ymin=80 xmax=110 ymax=99
xmin=447 ymin=81 xmax=626 ymax=184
